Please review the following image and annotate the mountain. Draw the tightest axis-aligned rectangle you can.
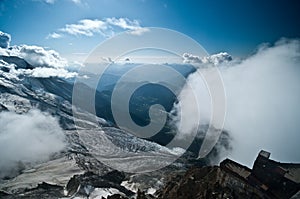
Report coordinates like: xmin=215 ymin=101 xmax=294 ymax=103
xmin=0 ymin=47 xmax=220 ymax=198
xmin=1 ymin=36 xmax=297 ymax=198
xmin=0 ymin=55 xmax=33 ymax=70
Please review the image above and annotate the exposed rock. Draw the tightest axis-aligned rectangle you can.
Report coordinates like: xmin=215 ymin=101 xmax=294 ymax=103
xmin=0 ymin=55 xmax=33 ymax=69
xmin=107 ymin=194 xmax=128 ymax=199
xmin=0 ymin=103 xmax=8 ymax=112
xmin=157 ymin=166 xmax=263 ymax=199
xmin=157 ymin=150 xmax=300 ymax=199
xmin=64 ymin=171 xmax=134 ymax=198
xmin=136 ymin=189 xmax=156 ymax=199
xmin=0 ymin=182 xmax=64 ymax=199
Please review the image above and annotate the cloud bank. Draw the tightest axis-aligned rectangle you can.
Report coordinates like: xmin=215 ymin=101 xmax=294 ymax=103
xmin=19 ymin=45 xmax=67 ymax=68
xmin=0 ymin=109 xmax=66 ymax=178
xmin=183 ymin=52 xmax=232 ymax=66
xmin=47 ymin=17 xmax=149 ymax=39
xmin=222 ymin=38 xmax=300 ymax=166
xmin=1 ymin=45 xmax=67 ymax=68
xmin=175 ymin=38 xmax=300 ymax=166
xmin=0 ymin=31 xmax=77 ymax=78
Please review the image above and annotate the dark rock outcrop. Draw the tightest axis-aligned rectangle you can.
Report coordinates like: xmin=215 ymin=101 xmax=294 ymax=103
xmin=65 ymin=171 xmax=134 ymax=198
xmin=0 ymin=55 xmax=33 ymax=69
xmin=0 ymin=103 xmax=8 ymax=112
xmin=0 ymin=182 xmax=65 ymax=199
xmin=157 ymin=150 xmax=300 ymax=199
xmin=157 ymin=166 xmax=263 ymax=199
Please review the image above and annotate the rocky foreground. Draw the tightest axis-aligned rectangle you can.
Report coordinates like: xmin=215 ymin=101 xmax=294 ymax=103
xmin=0 ymin=149 xmax=299 ymax=199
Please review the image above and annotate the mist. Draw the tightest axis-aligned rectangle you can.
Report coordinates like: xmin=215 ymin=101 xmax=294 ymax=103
xmin=0 ymin=109 xmax=66 ymax=178
xmin=174 ymin=38 xmax=300 ymax=167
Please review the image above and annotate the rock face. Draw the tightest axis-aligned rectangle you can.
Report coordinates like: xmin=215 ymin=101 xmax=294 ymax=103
xmin=0 ymin=182 xmax=65 ymax=199
xmin=0 ymin=55 xmax=33 ymax=69
xmin=156 ymin=150 xmax=300 ymax=199
xmin=157 ymin=166 xmax=264 ymax=199
xmin=248 ymin=151 xmax=300 ymax=199
xmin=64 ymin=171 xmax=134 ymax=197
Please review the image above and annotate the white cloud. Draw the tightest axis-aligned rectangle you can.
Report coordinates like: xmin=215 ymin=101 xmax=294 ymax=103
xmin=49 ymin=17 xmax=148 ymax=39
xmin=106 ymin=17 xmax=139 ymax=29
xmin=0 ymin=31 xmax=11 ymax=48
xmin=174 ymin=38 xmax=300 ymax=166
xmin=60 ymin=19 xmax=107 ymax=37
xmin=37 ymin=0 xmax=84 ymax=5
xmin=70 ymin=0 xmax=81 ymax=5
xmin=18 ymin=45 xmax=68 ymax=68
xmin=105 ymin=17 xmax=149 ymax=35
xmin=221 ymin=38 xmax=300 ymax=166
xmin=0 ymin=45 xmax=68 ymax=69
xmin=106 ymin=17 xmax=149 ymax=36
xmin=208 ymin=52 xmax=233 ymax=65
xmin=183 ymin=52 xmax=233 ymax=66
xmin=128 ymin=27 xmax=149 ymax=36
xmin=22 ymin=67 xmax=77 ymax=78
xmin=182 ymin=53 xmax=202 ymax=64
xmin=0 ymin=109 xmax=66 ymax=178
xmin=46 ymin=32 xmax=63 ymax=39
xmin=42 ymin=0 xmax=56 ymax=4
xmin=0 ymin=49 xmax=77 ymax=78
xmin=0 ymin=31 xmax=77 ymax=78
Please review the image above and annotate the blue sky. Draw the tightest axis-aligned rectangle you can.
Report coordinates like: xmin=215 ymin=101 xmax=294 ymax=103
xmin=0 ymin=0 xmax=299 ymax=61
